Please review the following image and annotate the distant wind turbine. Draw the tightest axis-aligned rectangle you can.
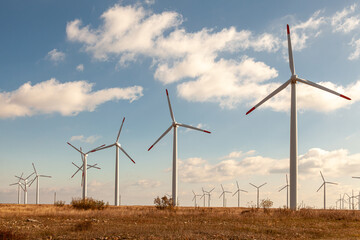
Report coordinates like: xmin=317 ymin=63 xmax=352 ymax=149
xmin=29 ymin=163 xmax=52 ymax=204
xmin=92 ymin=117 xmax=136 ymax=206
xmin=232 ymin=181 xmax=247 ymax=208
xmin=249 ymin=182 xmax=267 ymax=208
xmin=148 ymin=89 xmax=211 ymax=206
xmin=9 ymin=173 xmax=23 ymax=204
xmin=192 ymin=190 xmax=201 ymax=207
xmin=219 ymin=184 xmax=231 ymax=207
xmin=15 ymin=172 xmax=35 ymax=204
xmin=316 ymin=171 xmax=337 ymax=209
xmin=246 ymin=24 xmax=351 ymax=210
xmin=203 ymin=187 xmax=215 ymax=207
xmin=279 ymin=174 xmax=290 ymax=209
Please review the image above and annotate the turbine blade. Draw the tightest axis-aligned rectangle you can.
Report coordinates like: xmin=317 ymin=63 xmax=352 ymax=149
xmin=232 ymin=190 xmax=239 ymax=196
xmin=327 ymin=182 xmax=338 ymax=185
xmin=209 ymin=187 xmax=215 ymax=193
xmin=236 ymin=181 xmax=239 ymax=189
xmin=279 ymin=185 xmax=287 ymax=192
xmin=296 ymin=78 xmax=351 ymax=100
xmin=148 ymin=125 xmax=173 ymax=151
xmin=249 ymin=183 xmax=257 ymax=188
xmin=177 ymin=123 xmax=211 ymax=134
xmin=94 ymin=143 xmax=116 ymax=152
xmin=316 ymin=183 xmax=325 ymax=192
xmin=71 ymin=168 xmax=82 ymax=178
xmin=192 ymin=195 xmax=196 ymax=201
xmin=246 ymin=80 xmax=291 ymax=115
xmin=286 ymin=174 xmax=288 ymax=185
xmin=259 ymin=182 xmax=267 ymax=188
xmin=320 ymin=171 xmax=325 ymax=182
xmin=67 ymin=142 xmax=83 ymax=154
xmin=287 ymin=24 xmax=295 ymax=75
xmin=88 ymin=144 xmax=106 ymax=154
xmin=219 ymin=192 xmax=224 ymax=198
xmin=72 ymin=162 xmax=81 ymax=169
xmin=9 ymin=183 xmax=18 ymax=186
xmin=25 ymin=172 xmax=35 ymax=180
xmin=119 ymin=146 xmax=136 ymax=164
xmin=166 ymin=89 xmax=175 ymax=123
xmin=116 ymin=117 xmax=125 ymax=142
xmin=221 ymin=184 xmax=224 ymax=192
xmin=28 ymin=177 xmax=37 ymax=187
xmin=32 ymin=163 xmax=38 ymax=175
xmin=352 ymin=176 xmax=360 ymax=179
xmin=240 ymin=190 xmax=248 ymax=193
xmin=39 ymin=175 xmax=52 ymax=178
xmin=192 ymin=190 xmax=195 ymax=196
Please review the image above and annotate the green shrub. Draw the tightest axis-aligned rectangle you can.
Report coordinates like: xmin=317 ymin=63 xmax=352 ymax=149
xmin=154 ymin=195 xmax=174 ymax=210
xmin=71 ymin=197 xmax=108 ymax=210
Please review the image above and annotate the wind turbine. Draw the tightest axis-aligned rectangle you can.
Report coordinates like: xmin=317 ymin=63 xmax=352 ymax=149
xmin=249 ymin=182 xmax=267 ymax=208
xmin=316 ymin=171 xmax=337 ymax=209
xmin=200 ymin=189 xmax=206 ymax=207
xmin=246 ymin=24 xmax=351 ymax=210
xmin=219 ymin=184 xmax=231 ymax=207
xmin=28 ymin=163 xmax=52 ymax=204
xmin=279 ymin=174 xmax=290 ymax=209
xmin=148 ymin=89 xmax=211 ymax=206
xmin=15 ymin=172 xmax=35 ymax=204
xmin=67 ymin=142 xmax=105 ymax=200
xmin=91 ymin=117 xmax=136 ymax=206
xmin=232 ymin=181 xmax=247 ymax=208
xmin=203 ymin=187 xmax=215 ymax=207
xmin=9 ymin=173 xmax=24 ymax=204
xmin=192 ymin=190 xmax=201 ymax=207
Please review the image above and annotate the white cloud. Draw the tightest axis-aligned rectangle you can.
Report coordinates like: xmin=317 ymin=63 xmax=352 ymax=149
xmin=132 ymin=179 xmax=161 ymax=188
xmin=76 ymin=64 xmax=84 ymax=72
xmin=221 ymin=150 xmax=256 ymax=159
xmin=0 ymin=78 xmax=143 ymax=118
xmin=178 ymin=148 xmax=360 ymax=183
xmin=348 ymin=38 xmax=360 ymax=60
xmin=47 ymin=49 xmax=65 ymax=63
xmin=331 ymin=4 xmax=360 ymax=33
xmin=70 ymin=135 xmax=101 ymax=144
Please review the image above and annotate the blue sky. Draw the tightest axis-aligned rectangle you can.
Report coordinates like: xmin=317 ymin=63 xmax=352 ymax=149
xmin=1 ymin=0 xmax=360 ymax=209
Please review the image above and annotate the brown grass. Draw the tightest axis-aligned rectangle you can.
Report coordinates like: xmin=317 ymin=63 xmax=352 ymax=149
xmin=1 ymin=204 xmax=360 ymax=239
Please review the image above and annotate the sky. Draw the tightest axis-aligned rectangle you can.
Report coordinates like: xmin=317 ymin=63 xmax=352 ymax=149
xmin=1 ymin=0 xmax=360 ymax=209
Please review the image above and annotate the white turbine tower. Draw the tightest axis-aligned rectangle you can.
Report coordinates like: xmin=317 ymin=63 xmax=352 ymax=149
xmin=67 ymin=142 xmax=105 ymax=200
xmin=203 ymin=187 xmax=215 ymax=207
xmin=279 ymin=174 xmax=290 ymax=209
xmin=15 ymin=172 xmax=35 ymax=204
xmin=316 ymin=171 xmax=337 ymax=209
xmin=219 ymin=184 xmax=231 ymax=207
xmin=148 ymin=89 xmax=211 ymax=206
xmin=249 ymin=182 xmax=267 ymax=208
xmin=200 ymin=189 xmax=206 ymax=207
xmin=192 ymin=190 xmax=201 ymax=207
xmin=92 ymin=117 xmax=136 ymax=206
xmin=232 ymin=181 xmax=247 ymax=208
xmin=9 ymin=173 xmax=24 ymax=204
xmin=29 ymin=163 xmax=52 ymax=204
xmin=246 ymin=24 xmax=351 ymax=210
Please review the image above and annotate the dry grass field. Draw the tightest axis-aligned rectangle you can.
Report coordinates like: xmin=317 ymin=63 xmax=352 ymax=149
xmin=1 ymin=204 xmax=360 ymax=239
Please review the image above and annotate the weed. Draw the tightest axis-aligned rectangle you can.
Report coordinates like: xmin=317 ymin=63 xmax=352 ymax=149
xmin=71 ymin=197 xmax=107 ymax=210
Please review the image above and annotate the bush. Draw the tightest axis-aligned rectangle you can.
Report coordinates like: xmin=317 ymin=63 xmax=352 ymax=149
xmin=154 ymin=195 xmax=174 ymax=210
xmin=71 ymin=197 xmax=108 ymax=210
xmin=54 ymin=200 xmax=65 ymax=207
xmin=260 ymin=198 xmax=273 ymax=209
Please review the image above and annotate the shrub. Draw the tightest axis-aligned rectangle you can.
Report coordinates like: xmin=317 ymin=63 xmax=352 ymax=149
xmin=154 ymin=195 xmax=174 ymax=210
xmin=54 ymin=200 xmax=65 ymax=207
xmin=71 ymin=197 xmax=108 ymax=210
xmin=260 ymin=198 xmax=273 ymax=213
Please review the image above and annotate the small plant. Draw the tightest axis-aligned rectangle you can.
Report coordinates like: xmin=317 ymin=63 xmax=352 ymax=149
xmin=260 ymin=198 xmax=273 ymax=213
xmin=154 ymin=195 xmax=174 ymax=210
xmin=54 ymin=200 xmax=65 ymax=207
xmin=71 ymin=197 xmax=108 ymax=210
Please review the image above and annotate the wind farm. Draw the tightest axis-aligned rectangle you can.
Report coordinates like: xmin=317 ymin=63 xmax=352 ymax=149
xmin=2 ymin=0 xmax=360 ymax=239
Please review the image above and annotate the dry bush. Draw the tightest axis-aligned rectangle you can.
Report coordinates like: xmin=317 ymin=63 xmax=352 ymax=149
xmin=71 ymin=197 xmax=108 ymax=210
xmin=154 ymin=195 xmax=174 ymax=210
xmin=54 ymin=200 xmax=65 ymax=207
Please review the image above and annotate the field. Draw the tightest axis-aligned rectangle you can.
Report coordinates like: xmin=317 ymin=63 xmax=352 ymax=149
xmin=1 ymin=204 xmax=360 ymax=239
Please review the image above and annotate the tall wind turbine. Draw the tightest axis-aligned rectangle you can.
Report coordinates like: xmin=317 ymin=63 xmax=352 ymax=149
xmin=192 ymin=190 xmax=201 ymax=207
xmin=219 ymin=184 xmax=231 ymax=207
xmin=15 ymin=172 xmax=35 ymax=204
xmin=279 ymin=174 xmax=290 ymax=209
xmin=92 ymin=117 xmax=136 ymax=206
xmin=67 ymin=142 xmax=105 ymax=200
xmin=233 ymin=181 xmax=247 ymax=208
xmin=316 ymin=171 xmax=337 ymax=209
xmin=9 ymin=173 xmax=23 ymax=204
xmin=249 ymin=182 xmax=267 ymax=208
xmin=203 ymin=187 xmax=215 ymax=207
xmin=246 ymin=24 xmax=351 ymax=210
xmin=148 ymin=89 xmax=211 ymax=206
xmin=29 ymin=163 xmax=52 ymax=204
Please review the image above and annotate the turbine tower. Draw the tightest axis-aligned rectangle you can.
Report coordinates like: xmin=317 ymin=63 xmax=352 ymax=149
xmin=233 ymin=181 xmax=247 ymax=208
xmin=9 ymin=173 xmax=23 ymax=204
xmin=192 ymin=190 xmax=201 ymax=207
xmin=279 ymin=174 xmax=290 ymax=209
xmin=203 ymin=187 xmax=215 ymax=207
xmin=92 ymin=117 xmax=136 ymax=206
xmin=219 ymin=184 xmax=231 ymax=207
xmin=67 ymin=142 xmax=105 ymax=200
xmin=29 ymin=163 xmax=52 ymax=204
xmin=148 ymin=89 xmax=211 ymax=206
xmin=200 ymin=189 xmax=206 ymax=207
xmin=316 ymin=171 xmax=337 ymax=209
xmin=246 ymin=24 xmax=351 ymax=210
xmin=249 ymin=182 xmax=267 ymax=208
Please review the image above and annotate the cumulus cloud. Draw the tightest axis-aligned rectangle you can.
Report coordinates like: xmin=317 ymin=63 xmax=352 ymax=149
xmin=76 ymin=64 xmax=84 ymax=72
xmin=331 ymin=4 xmax=360 ymax=33
xmin=0 ymin=78 xmax=143 ymax=118
xmin=67 ymin=3 xmax=356 ymax=112
xmin=70 ymin=135 xmax=101 ymax=144
xmin=132 ymin=179 xmax=161 ymax=188
xmin=47 ymin=49 xmax=65 ymax=63
xmin=178 ymin=148 xmax=360 ymax=183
